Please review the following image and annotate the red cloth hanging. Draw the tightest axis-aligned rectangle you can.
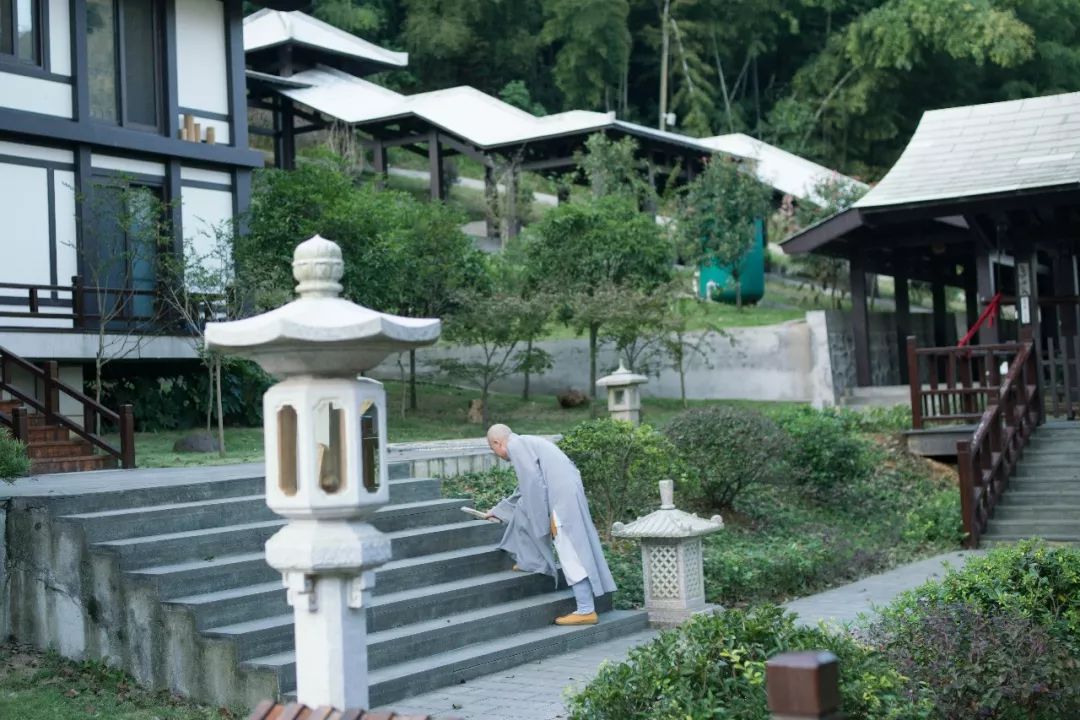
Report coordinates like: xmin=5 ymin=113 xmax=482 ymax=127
xmin=957 ymin=291 xmax=1002 ymax=348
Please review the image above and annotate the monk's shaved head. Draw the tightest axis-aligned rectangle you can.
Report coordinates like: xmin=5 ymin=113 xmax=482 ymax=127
xmin=487 ymin=424 xmax=512 ymax=460
xmin=487 ymin=424 xmax=512 ymax=443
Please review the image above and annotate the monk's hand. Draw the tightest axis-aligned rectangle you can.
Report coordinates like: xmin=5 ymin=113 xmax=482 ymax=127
xmin=550 ymin=514 xmax=558 ymax=538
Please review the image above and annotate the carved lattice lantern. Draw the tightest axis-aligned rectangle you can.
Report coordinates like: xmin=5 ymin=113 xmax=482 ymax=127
xmin=596 ymin=362 xmax=648 ymax=425
xmin=205 ymin=235 xmax=439 ymax=709
xmin=612 ymin=480 xmax=724 ymax=627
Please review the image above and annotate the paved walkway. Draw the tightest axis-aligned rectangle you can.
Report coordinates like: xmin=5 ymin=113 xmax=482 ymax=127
xmin=383 ymin=550 xmax=983 ymax=720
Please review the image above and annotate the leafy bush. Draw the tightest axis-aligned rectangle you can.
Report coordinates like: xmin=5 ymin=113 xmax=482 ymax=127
xmin=440 ymin=465 xmax=518 ymax=511
xmin=567 ymin=605 xmax=925 ymax=720
xmin=559 ymin=419 xmax=684 ymax=538
xmin=883 ymin=540 xmax=1080 ymax=652
xmin=769 ymin=406 xmax=875 ymax=503
xmin=604 ymin=541 xmax=644 ymax=610
xmin=664 ymin=406 xmax=786 ymax=509
xmin=0 ymin=430 xmax=29 ymax=481
xmin=867 ymin=600 xmax=1080 ymax=719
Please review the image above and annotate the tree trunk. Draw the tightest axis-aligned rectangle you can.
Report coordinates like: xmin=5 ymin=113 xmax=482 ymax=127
xmin=409 ymin=349 xmax=417 ymax=411
xmin=523 ymin=337 xmax=532 ymax=400
xmin=658 ymin=0 xmax=670 ymax=130
xmin=678 ymin=354 xmax=688 ymax=408
xmin=206 ymin=360 xmax=213 ymax=432
xmin=481 ymin=385 xmax=490 ymax=428
xmin=215 ymin=356 xmax=226 ymax=456
xmin=397 ymin=353 xmax=408 ymax=419
xmin=589 ymin=323 xmax=599 ymax=398
xmin=734 ymin=273 xmax=743 ymax=309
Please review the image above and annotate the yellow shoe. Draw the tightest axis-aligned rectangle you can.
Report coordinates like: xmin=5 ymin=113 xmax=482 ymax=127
xmin=512 ymin=564 xmax=523 ymax=572
xmin=555 ymin=611 xmax=598 ymax=626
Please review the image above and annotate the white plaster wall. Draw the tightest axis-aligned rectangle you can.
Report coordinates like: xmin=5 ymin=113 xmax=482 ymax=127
xmin=0 ymin=72 xmax=72 ymax=117
xmin=0 ymin=141 xmax=72 ymax=165
xmin=0 ymin=163 xmax=52 ymax=285
xmin=91 ymin=155 xmax=166 ymax=177
xmin=48 ymin=0 xmax=72 ymax=75
xmin=180 ymin=167 xmax=231 ymax=186
xmin=181 ymin=185 xmax=234 ymax=270
xmin=54 ymin=170 xmax=78 ymax=284
xmin=58 ymin=364 xmax=84 ymax=424
xmin=0 ymin=331 xmax=198 ymax=361
xmin=176 ymin=0 xmax=229 ymax=116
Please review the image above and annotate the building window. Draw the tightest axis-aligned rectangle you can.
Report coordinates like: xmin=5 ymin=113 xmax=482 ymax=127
xmin=0 ymin=0 xmax=41 ymax=66
xmin=87 ymin=0 xmax=162 ymax=129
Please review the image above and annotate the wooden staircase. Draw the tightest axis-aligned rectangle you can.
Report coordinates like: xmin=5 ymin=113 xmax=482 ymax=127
xmin=0 ymin=346 xmax=134 ymax=474
xmin=0 ymin=398 xmax=118 ymax=474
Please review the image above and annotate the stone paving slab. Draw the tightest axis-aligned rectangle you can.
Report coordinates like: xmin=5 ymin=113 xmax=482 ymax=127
xmin=384 ymin=550 xmax=985 ymax=720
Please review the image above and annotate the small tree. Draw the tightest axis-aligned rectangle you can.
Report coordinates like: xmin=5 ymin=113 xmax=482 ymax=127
xmin=158 ymin=220 xmax=247 ymax=455
xmin=678 ymin=155 xmax=772 ymax=308
xmin=576 ymin=134 xmax=656 ymax=209
xmin=72 ymin=183 xmax=170 ymax=409
xmin=790 ymin=175 xmax=868 ymax=308
xmin=658 ymin=301 xmax=729 ymax=408
xmin=436 ymin=291 xmax=551 ymax=427
xmin=600 ymin=285 xmax=669 ymax=373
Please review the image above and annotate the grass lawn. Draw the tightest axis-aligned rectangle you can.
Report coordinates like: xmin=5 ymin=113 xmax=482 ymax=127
xmin=0 ymin=643 xmax=240 ymax=719
xmin=114 ymin=381 xmax=790 ymax=468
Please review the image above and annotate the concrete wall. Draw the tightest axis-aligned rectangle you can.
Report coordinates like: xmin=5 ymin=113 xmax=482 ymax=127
xmin=372 ymin=321 xmax=822 ymax=406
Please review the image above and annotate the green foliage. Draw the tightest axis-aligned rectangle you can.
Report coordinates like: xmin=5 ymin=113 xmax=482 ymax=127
xmin=498 ymin=80 xmax=547 ymax=115
xmin=575 ymin=134 xmax=656 ymax=207
xmin=440 ymin=465 xmax=519 ymax=511
xmin=664 ymin=405 xmax=787 ymax=509
xmin=678 ymin=157 xmax=772 ymax=307
xmin=567 ymin=605 xmax=924 ymax=720
xmin=769 ymin=405 xmax=875 ymax=503
xmin=559 ymin=419 xmax=684 ymax=539
xmin=0 ymin=430 xmax=30 ymax=482
xmin=541 ymin=0 xmax=630 ymax=109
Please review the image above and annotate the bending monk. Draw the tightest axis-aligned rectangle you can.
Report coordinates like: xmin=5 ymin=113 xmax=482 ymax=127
xmin=484 ymin=424 xmax=616 ymax=626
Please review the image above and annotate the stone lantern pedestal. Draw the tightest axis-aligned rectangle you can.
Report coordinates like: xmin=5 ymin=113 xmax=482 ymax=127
xmin=596 ymin=362 xmax=647 ymax=424
xmin=205 ymin=235 xmax=440 ymax=709
xmin=612 ymin=480 xmax=724 ymax=627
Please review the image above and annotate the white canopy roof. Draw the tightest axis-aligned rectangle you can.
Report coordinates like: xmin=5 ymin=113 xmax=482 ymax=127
xmin=700 ymin=133 xmax=868 ymax=205
xmin=853 ymin=91 xmax=1080 ymax=209
xmin=244 ymin=9 xmax=408 ymax=69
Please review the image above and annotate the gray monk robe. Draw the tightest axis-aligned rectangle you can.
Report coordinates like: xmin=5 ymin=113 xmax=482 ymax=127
xmin=489 ymin=433 xmax=617 ymax=598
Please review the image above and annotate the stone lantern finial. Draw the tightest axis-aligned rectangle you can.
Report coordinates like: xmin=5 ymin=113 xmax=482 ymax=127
xmin=612 ymin=480 xmax=723 ymax=627
xmin=293 ymin=234 xmax=344 ymax=298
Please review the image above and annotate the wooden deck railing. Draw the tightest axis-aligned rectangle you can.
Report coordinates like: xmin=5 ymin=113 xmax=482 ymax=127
xmin=956 ymin=341 xmax=1039 ymax=547
xmin=0 ymin=346 xmax=135 ymax=468
xmin=907 ymin=337 xmax=1026 ymax=429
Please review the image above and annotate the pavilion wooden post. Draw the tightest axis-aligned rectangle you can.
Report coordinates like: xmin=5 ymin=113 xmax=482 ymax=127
xmin=895 ymin=258 xmax=911 ymax=384
xmin=484 ymin=165 xmax=499 ymax=241
xmin=1053 ymin=252 xmax=1078 ymax=338
xmin=964 ymin=261 xmax=979 ymax=331
xmin=372 ymin=141 xmax=388 ymax=188
xmin=428 ymin=130 xmax=445 ymax=201
xmin=849 ymin=251 xmax=872 ymax=387
xmin=975 ymin=245 xmax=998 ymax=344
xmin=932 ymin=270 xmax=948 ymax=348
xmin=766 ymin=651 xmax=841 ymax=719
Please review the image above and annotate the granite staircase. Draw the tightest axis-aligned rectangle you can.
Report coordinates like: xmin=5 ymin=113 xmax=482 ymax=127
xmin=34 ymin=466 xmax=647 ymax=708
xmin=983 ymin=422 xmax=1080 ymax=544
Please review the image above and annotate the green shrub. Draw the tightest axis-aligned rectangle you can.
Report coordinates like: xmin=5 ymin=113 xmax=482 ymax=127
xmin=0 ymin=430 xmax=29 ymax=482
xmin=769 ymin=405 xmax=875 ymax=503
xmin=440 ymin=466 xmax=518 ymax=511
xmin=559 ymin=419 xmax=684 ymax=538
xmin=867 ymin=600 xmax=1080 ymax=719
xmin=882 ymin=540 xmax=1080 ymax=652
xmin=567 ymin=605 xmax=925 ymax=720
xmin=604 ymin=541 xmax=644 ymax=609
xmin=664 ymin=405 xmax=786 ymax=509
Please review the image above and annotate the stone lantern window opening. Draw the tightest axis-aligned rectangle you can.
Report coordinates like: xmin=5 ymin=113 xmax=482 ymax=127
xmin=361 ymin=400 xmax=379 ymax=492
xmin=315 ymin=400 xmax=347 ymax=494
xmin=614 ymin=389 xmax=626 ymax=405
xmin=277 ymin=404 xmax=299 ymax=496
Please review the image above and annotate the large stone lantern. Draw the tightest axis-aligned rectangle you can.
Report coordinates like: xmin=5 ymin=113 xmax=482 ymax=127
xmin=612 ymin=479 xmax=724 ymax=627
xmin=205 ymin=235 xmax=439 ymax=709
xmin=596 ymin=362 xmax=648 ymax=424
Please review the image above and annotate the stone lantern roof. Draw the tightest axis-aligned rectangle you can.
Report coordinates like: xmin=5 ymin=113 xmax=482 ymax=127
xmin=612 ymin=480 xmax=724 ymax=539
xmin=205 ymin=235 xmax=440 ymax=377
xmin=596 ymin=361 xmax=648 ymax=388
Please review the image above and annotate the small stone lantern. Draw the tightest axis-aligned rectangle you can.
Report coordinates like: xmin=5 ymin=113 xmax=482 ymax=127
xmin=205 ymin=235 xmax=439 ymax=709
xmin=612 ymin=479 xmax=724 ymax=627
xmin=596 ymin=362 xmax=647 ymax=424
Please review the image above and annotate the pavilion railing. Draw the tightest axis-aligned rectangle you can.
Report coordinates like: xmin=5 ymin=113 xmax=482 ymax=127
xmin=906 ymin=337 xmax=1026 ymax=429
xmin=956 ymin=341 xmax=1039 ymax=547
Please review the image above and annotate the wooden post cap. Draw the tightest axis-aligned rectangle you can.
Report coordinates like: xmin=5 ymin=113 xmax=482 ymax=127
xmin=765 ymin=651 xmax=840 ymax=718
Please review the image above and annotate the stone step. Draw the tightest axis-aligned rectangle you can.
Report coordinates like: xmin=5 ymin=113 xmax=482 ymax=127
xmin=1005 ymin=481 xmax=1080 ymax=494
xmin=982 ymin=531 xmax=1080 ymax=544
xmin=993 ymin=505 xmax=1080 ymax=521
xmin=366 ymin=609 xmax=649 ymax=707
xmin=65 ymin=496 xmax=470 ymax=543
xmin=1014 ymin=464 xmax=1080 ymax=479
xmin=240 ymin=591 xmax=582 ymax=689
xmin=133 ymin=545 xmax=511 ymax=601
xmin=984 ymin=519 xmax=1080 ymax=536
xmin=997 ymin=490 xmax=1080 ymax=505
xmin=200 ymin=570 xmax=563 ymax=658
xmin=97 ymin=518 xmax=504 ymax=571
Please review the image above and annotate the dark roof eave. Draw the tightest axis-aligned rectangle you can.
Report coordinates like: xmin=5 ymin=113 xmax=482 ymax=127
xmin=781 ymin=207 xmax=864 ymax=255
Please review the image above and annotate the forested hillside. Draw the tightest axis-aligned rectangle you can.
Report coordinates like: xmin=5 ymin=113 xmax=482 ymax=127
xmin=266 ymin=0 xmax=1080 ymax=179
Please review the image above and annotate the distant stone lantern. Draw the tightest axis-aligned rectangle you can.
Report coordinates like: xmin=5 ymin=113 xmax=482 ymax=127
xmin=612 ymin=479 xmax=724 ymax=627
xmin=596 ymin=361 xmax=648 ymax=424
xmin=205 ymin=235 xmax=440 ymax=709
